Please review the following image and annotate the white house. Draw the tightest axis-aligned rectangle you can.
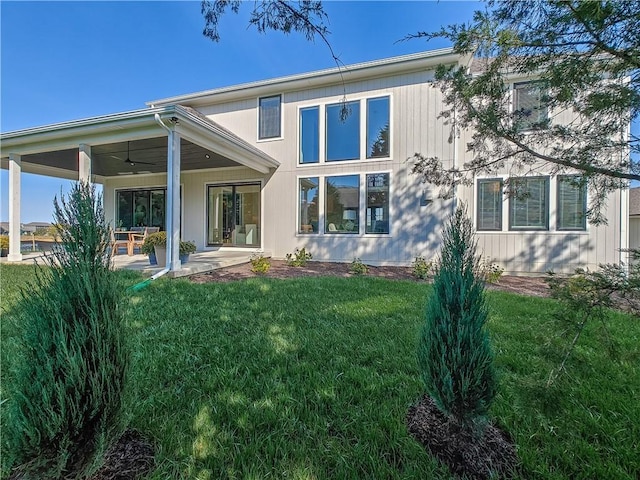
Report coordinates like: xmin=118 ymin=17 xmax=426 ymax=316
xmin=0 ymin=48 xmax=629 ymax=274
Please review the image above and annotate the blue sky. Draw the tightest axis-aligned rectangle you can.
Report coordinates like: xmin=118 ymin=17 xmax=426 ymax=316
xmin=1 ymin=0 xmax=482 ymax=222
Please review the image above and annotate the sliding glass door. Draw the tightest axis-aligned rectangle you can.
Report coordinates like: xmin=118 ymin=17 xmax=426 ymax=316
xmin=207 ymin=183 xmax=261 ymax=247
xmin=116 ymin=188 xmax=167 ymax=229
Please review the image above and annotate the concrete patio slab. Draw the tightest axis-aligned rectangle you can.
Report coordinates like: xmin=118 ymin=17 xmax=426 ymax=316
xmin=1 ymin=250 xmax=269 ymax=279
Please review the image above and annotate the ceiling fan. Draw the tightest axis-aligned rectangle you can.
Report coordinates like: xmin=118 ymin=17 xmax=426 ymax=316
xmin=111 ymin=141 xmax=156 ymax=166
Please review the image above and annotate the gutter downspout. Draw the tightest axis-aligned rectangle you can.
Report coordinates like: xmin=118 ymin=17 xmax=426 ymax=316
xmin=129 ymin=268 xmax=171 ymax=292
xmin=134 ymin=112 xmax=176 ymax=283
xmin=129 ymin=113 xmax=174 ymax=289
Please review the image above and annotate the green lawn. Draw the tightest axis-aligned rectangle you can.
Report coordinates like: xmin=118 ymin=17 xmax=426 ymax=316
xmin=1 ymin=264 xmax=638 ymax=479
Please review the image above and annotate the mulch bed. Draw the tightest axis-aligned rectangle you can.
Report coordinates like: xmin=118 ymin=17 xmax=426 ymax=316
xmin=189 ymin=260 xmax=551 ymax=297
xmin=407 ymin=395 xmax=518 ymax=479
xmin=7 ymin=430 xmax=154 ymax=480
xmin=90 ymin=430 xmax=154 ymax=480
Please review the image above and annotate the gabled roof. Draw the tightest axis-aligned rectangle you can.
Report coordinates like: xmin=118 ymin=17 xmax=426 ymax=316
xmin=148 ymin=48 xmax=460 ymax=107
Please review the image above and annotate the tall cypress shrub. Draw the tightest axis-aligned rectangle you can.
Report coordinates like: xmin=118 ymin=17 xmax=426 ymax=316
xmin=6 ymin=182 xmax=128 ymax=479
xmin=418 ymin=205 xmax=496 ymax=430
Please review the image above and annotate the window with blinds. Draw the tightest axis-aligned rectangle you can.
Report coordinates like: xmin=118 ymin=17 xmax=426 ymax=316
xmin=557 ymin=175 xmax=587 ymax=230
xmin=477 ymin=179 xmax=503 ymax=230
xmin=513 ymin=82 xmax=548 ymax=131
xmin=258 ymin=95 xmax=281 ymax=139
xmin=509 ymin=176 xmax=549 ymax=230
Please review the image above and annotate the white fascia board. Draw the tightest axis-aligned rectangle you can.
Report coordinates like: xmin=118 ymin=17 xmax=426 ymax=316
xmin=159 ymin=107 xmax=279 ymax=173
xmin=148 ymin=48 xmax=460 ymax=107
xmin=1 ymin=104 xmax=278 ymax=174
xmin=0 ymin=107 xmax=174 ymax=157
xmin=0 ymin=158 xmax=82 ymax=180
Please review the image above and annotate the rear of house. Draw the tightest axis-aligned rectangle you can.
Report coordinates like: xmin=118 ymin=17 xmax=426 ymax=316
xmin=1 ymin=49 xmax=629 ymax=274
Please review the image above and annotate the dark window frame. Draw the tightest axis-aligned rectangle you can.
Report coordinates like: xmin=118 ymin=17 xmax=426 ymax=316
xmin=299 ymin=106 xmax=320 ymax=164
xmin=557 ymin=175 xmax=587 ymax=231
xmin=298 ymin=176 xmax=320 ymax=234
xmin=513 ymin=81 xmax=548 ymax=132
xmin=258 ymin=94 xmax=282 ymax=140
xmin=366 ymin=96 xmax=391 ymax=159
xmin=508 ymin=176 xmax=550 ymax=231
xmin=365 ymin=172 xmax=390 ymax=234
xmin=206 ymin=182 xmax=261 ymax=247
xmin=324 ymin=174 xmax=360 ymax=234
xmin=476 ymin=178 xmax=503 ymax=231
xmin=325 ymin=100 xmax=361 ymax=162
xmin=115 ymin=187 xmax=169 ymax=230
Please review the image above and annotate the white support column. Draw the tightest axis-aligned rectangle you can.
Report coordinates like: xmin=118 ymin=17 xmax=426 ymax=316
xmin=8 ymin=154 xmax=22 ymax=262
xmin=166 ymin=129 xmax=181 ymax=271
xmin=78 ymin=143 xmax=92 ymax=183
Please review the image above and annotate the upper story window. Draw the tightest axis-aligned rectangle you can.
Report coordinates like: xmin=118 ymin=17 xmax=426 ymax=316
xmin=326 ymin=101 xmax=360 ymax=161
xmin=258 ymin=95 xmax=281 ymax=140
xmin=299 ymin=106 xmax=319 ymax=164
xmin=557 ymin=175 xmax=587 ymax=230
xmin=513 ymin=82 xmax=548 ymax=131
xmin=477 ymin=179 xmax=503 ymax=231
xmin=509 ymin=176 xmax=549 ymax=230
xmin=367 ymin=97 xmax=390 ymax=158
xmin=299 ymin=95 xmax=390 ymax=164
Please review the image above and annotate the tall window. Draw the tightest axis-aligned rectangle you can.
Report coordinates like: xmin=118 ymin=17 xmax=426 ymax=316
xmin=325 ymin=175 xmax=359 ymax=233
xmin=513 ymin=82 xmax=547 ymax=131
xmin=477 ymin=179 xmax=503 ymax=231
xmin=258 ymin=95 xmax=281 ymax=139
xmin=299 ymin=107 xmax=319 ymax=164
xmin=509 ymin=177 xmax=549 ymax=230
xmin=558 ymin=175 xmax=587 ymax=230
xmin=298 ymin=177 xmax=319 ymax=233
xmin=326 ymin=101 xmax=360 ymax=161
xmin=366 ymin=173 xmax=389 ymax=233
xmin=367 ymin=97 xmax=390 ymax=158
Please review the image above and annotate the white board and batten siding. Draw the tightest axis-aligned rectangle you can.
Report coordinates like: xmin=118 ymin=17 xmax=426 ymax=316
xmin=455 ymin=126 xmax=627 ymax=274
xmin=148 ymin=68 xmax=457 ymax=266
xmin=103 ymin=59 xmax=627 ymax=275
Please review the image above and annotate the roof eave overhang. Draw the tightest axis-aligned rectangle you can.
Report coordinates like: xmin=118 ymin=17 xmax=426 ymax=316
xmin=148 ymin=48 xmax=462 ymax=107
xmin=168 ymin=105 xmax=279 ymax=174
xmin=0 ymin=105 xmax=279 ymax=174
xmin=0 ymin=107 xmax=171 ymax=156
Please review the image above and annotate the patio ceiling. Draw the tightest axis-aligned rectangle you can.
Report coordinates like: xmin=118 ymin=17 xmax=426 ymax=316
xmin=17 ymin=137 xmax=242 ymax=177
xmin=0 ymin=105 xmax=279 ymax=180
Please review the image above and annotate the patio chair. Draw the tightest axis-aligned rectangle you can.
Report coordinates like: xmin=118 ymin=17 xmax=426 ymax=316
xmin=111 ymin=230 xmax=130 ymax=256
xmin=129 ymin=227 xmax=160 ymax=255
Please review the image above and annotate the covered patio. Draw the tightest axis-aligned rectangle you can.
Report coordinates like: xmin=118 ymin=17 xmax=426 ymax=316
xmin=0 ymin=104 xmax=279 ymax=276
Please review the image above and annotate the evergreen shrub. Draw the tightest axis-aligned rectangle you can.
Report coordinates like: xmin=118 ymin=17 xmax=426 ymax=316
xmin=418 ymin=205 xmax=497 ymax=430
xmin=5 ymin=182 xmax=128 ymax=479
